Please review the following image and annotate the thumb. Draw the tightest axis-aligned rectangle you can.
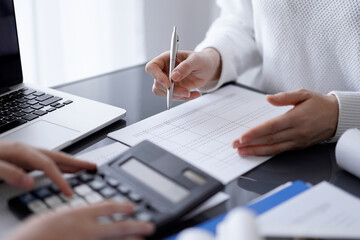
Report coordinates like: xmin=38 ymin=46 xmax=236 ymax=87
xmin=171 ymin=54 xmax=199 ymax=82
xmin=266 ymin=90 xmax=311 ymax=106
xmin=0 ymin=160 xmax=34 ymax=189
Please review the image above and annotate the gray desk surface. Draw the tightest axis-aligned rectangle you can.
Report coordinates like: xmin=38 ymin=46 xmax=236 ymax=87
xmin=53 ymin=64 xmax=360 ymax=238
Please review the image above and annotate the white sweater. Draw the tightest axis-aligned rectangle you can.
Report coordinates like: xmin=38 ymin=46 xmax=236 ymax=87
xmin=195 ymin=0 xmax=360 ymax=141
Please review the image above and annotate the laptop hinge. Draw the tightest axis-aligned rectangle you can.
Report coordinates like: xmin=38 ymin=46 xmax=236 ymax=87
xmin=0 ymin=87 xmax=11 ymax=95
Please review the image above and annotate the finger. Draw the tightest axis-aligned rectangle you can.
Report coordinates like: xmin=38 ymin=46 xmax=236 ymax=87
xmin=56 ymin=165 xmax=86 ymax=173
xmin=145 ymin=53 xmax=171 ymax=89
xmin=86 ymin=202 xmax=135 ymax=218
xmin=0 ymin=161 xmax=34 ymax=189
xmin=237 ymin=141 xmax=296 ymax=156
xmin=239 ymin=114 xmax=294 ymax=144
xmin=171 ymin=54 xmax=201 ymax=82
xmin=176 ymin=91 xmax=202 ymax=101
xmin=1 ymin=143 xmax=73 ymax=196
xmin=267 ymin=89 xmax=311 ymax=106
xmin=97 ymin=221 xmax=154 ymax=238
xmin=233 ymin=128 xmax=297 ymax=148
xmin=38 ymin=149 xmax=96 ymax=170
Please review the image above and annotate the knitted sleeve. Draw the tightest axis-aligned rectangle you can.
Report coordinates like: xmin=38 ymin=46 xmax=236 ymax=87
xmin=194 ymin=0 xmax=262 ymax=93
xmin=329 ymin=91 xmax=360 ymax=141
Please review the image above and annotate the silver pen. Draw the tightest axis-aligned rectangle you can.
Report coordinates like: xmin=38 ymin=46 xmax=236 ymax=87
xmin=167 ymin=26 xmax=179 ymax=110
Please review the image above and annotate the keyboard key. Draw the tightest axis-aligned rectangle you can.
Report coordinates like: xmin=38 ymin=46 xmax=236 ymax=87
xmin=49 ymin=183 xmax=60 ymax=193
xmin=33 ymin=110 xmax=47 ymax=116
xmin=44 ymin=195 xmax=63 ymax=208
xmin=34 ymin=187 xmax=52 ymax=199
xmin=35 ymin=94 xmax=53 ymax=102
xmin=63 ymin=100 xmax=73 ymax=105
xmin=33 ymin=91 xmax=45 ymax=97
xmin=99 ymin=187 xmax=117 ymax=198
xmin=22 ymin=89 xmax=36 ymax=95
xmin=31 ymin=104 xmax=44 ymax=110
xmin=46 ymin=107 xmax=56 ymax=112
xmin=0 ymin=119 xmax=27 ymax=134
xmin=14 ymin=112 xmax=26 ymax=117
xmin=25 ymin=95 xmax=36 ymax=100
xmin=112 ymin=213 xmax=126 ymax=221
xmin=54 ymin=203 xmax=70 ymax=212
xmin=27 ymin=99 xmax=39 ymax=105
xmin=85 ymin=192 xmax=104 ymax=204
xmin=19 ymin=103 xmax=29 ymax=109
xmin=40 ymin=97 xmax=62 ymax=106
xmin=89 ymin=179 xmax=106 ymax=191
xmin=74 ymin=184 xmax=93 ymax=197
xmin=3 ymin=116 xmax=17 ymax=122
xmin=28 ymin=200 xmax=48 ymax=213
xmin=98 ymin=216 xmax=113 ymax=225
xmin=22 ymin=114 xmax=38 ymax=121
xmin=22 ymin=108 xmax=34 ymax=114
xmin=54 ymin=104 xmax=65 ymax=108
xmin=16 ymin=98 xmax=27 ymax=103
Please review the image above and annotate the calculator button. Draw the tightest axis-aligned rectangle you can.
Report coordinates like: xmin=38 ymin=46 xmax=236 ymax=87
xmin=89 ymin=179 xmax=106 ymax=191
xmin=74 ymin=184 xmax=93 ymax=197
xmin=67 ymin=177 xmax=81 ymax=187
xmin=44 ymin=195 xmax=63 ymax=208
xmin=98 ymin=216 xmax=113 ymax=225
xmin=85 ymin=192 xmax=104 ymax=204
xmin=106 ymin=178 xmax=120 ymax=187
xmin=99 ymin=187 xmax=117 ymax=198
xmin=34 ymin=188 xmax=52 ymax=199
xmin=28 ymin=200 xmax=48 ymax=213
xmin=54 ymin=204 xmax=70 ymax=212
xmin=49 ymin=183 xmax=60 ymax=193
xmin=111 ymin=195 xmax=129 ymax=203
xmin=128 ymin=192 xmax=142 ymax=203
xmin=117 ymin=185 xmax=130 ymax=195
xmin=69 ymin=197 xmax=88 ymax=208
xmin=19 ymin=193 xmax=36 ymax=204
xmin=78 ymin=173 xmax=95 ymax=182
xmin=135 ymin=212 xmax=153 ymax=222
xmin=112 ymin=213 xmax=126 ymax=221
xmin=60 ymin=193 xmax=78 ymax=202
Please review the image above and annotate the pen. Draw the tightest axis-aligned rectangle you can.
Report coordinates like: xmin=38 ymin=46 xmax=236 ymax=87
xmin=167 ymin=26 xmax=179 ymax=110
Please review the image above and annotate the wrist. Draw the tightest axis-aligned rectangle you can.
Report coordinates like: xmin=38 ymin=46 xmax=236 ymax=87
xmin=327 ymin=94 xmax=339 ymax=139
xmin=203 ymin=48 xmax=222 ymax=81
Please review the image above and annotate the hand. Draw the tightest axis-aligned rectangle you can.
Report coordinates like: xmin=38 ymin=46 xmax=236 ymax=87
xmin=0 ymin=141 xmax=96 ymax=196
xmin=145 ymin=48 xmax=222 ymax=101
xmin=8 ymin=201 xmax=155 ymax=240
xmin=232 ymin=89 xmax=339 ymax=156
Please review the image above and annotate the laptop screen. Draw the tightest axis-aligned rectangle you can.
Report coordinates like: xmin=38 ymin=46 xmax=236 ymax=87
xmin=0 ymin=0 xmax=23 ymax=89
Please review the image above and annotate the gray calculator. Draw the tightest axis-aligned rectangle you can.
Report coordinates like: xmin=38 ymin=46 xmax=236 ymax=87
xmin=8 ymin=140 xmax=223 ymax=230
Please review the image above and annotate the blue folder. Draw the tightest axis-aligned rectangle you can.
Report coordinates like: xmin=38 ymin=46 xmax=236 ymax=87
xmin=166 ymin=180 xmax=310 ymax=240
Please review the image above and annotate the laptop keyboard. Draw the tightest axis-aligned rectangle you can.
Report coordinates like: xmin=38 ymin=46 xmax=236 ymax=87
xmin=0 ymin=88 xmax=73 ymax=134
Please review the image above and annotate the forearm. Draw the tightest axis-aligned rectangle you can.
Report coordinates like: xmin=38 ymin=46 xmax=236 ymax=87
xmin=195 ymin=0 xmax=261 ymax=92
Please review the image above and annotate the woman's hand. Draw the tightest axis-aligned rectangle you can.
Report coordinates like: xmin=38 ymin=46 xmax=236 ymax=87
xmin=8 ymin=201 xmax=155 ymax=240
xmin=0 ymin=141 xmax=96 ymax=196
xmin=233 ymin=89 xmax=339 ymax=156
xmin=145 ymin=48 xmax=222 ymax=101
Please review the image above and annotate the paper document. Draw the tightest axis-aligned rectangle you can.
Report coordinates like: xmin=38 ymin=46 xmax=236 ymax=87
xmin=108 ymin=85 xmax=291 ymax=184
xmin=336 ymin=128 xmax=360 ymax=179
xmin=258 ymin=181 xmax=360 ymax=238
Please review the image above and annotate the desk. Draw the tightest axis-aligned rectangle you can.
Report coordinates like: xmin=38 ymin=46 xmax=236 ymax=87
xmin=3 ymin=64 xmax=360 ymax=239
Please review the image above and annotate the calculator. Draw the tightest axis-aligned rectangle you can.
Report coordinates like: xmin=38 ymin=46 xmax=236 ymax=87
xmin=8 ymin=140 xmax=223 ymax=230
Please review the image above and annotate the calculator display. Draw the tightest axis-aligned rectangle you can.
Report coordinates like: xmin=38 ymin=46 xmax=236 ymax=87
xmin=121 ymin=158 xmax=189 ymax=203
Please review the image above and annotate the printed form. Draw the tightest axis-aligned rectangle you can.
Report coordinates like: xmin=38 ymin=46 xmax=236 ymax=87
xmin=108 ymin=85 xmax=291 ymax=184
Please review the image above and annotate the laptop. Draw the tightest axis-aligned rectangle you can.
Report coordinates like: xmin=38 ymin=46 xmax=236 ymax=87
xmin=0 ymin=0 xmax=126 ymax=150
